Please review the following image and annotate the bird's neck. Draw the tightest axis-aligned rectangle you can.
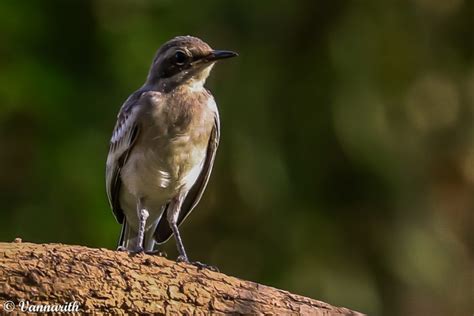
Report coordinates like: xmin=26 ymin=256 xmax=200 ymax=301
xmin=144 ymin=76 xmax=208 ymax=94
xmin=184 ymin=78 xmax=206 ymax=92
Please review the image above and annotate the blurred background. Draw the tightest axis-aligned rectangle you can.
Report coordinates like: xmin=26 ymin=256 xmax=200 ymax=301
xmin=0 ymin=0 xmax=473 ymax=315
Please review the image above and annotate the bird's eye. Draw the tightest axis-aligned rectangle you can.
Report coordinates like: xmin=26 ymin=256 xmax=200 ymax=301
xmin=174 ymin=51 xmax=187 ymax=65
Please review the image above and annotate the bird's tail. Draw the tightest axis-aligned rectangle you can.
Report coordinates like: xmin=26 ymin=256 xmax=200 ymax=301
xmin=116 ymin=220 xmax=126 ymax=249
xmin=117 ymin=220 xmax=131 ymax=250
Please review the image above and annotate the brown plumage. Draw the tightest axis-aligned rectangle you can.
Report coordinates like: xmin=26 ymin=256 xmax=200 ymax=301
xmin=105 ymin=36 xmax=236 ymax=266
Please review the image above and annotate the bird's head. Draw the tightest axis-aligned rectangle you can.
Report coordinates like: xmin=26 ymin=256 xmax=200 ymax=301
xmin=146 ymin=36 xmax=237 ymax=92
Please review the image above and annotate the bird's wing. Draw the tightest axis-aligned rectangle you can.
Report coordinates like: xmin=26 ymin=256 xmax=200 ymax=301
xmin=154 ymin=114 xmax=220 ymax=244
xmin=105 ymin=90 xmax=147 ymax=224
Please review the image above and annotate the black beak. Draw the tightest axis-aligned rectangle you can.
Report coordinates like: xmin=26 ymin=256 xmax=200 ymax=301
xmin=205 ymin=50 xmax=238 ymax=62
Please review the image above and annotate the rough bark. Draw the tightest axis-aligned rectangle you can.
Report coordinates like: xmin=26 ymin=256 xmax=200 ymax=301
xmin=0 ymin=241 xmax=363 ymax=315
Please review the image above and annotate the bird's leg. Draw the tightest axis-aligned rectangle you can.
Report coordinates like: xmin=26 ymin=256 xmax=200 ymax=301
xmin=167 ymin=195 xmax=188 ymax=262
xmin=135 ymin=199 xmax=149 ymax=253
xmin=167 ymin=195 xmax=219 ymax=272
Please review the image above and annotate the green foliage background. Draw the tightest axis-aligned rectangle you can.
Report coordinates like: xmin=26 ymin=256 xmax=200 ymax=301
xmin=0 ymin=1 xmax=472 ymax=314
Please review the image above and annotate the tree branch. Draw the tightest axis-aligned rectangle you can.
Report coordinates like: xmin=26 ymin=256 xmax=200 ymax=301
xmin=0 ymin=241 xmax=363 ymax=315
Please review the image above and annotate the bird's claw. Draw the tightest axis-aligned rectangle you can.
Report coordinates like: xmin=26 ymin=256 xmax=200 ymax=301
xmin=130 ymin=246 xmax=145 ymax=254
xmin=192 ymin=261 xmax=219 ymax=272
xmin=117 ymin=245 xmax=146 ymax=254
xmin=176 ymin=255 xmax=189 ymax=263
xmin=176 ymin=256 xmax=219 ymax=272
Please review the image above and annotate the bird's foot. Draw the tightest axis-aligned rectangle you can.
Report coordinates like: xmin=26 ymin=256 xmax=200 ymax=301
xmin=191 ymin=261 xmax=219 ymax=272
xmin=176 ymin=256 xmax=219 ymax=272
xmin=176 ymin=255 xmax=189 ymax=263
xmin=129 ymin=246 xmax=145 ymax=254
xmin=145 ymin=250 xmax=168 ymax=258
xmin=117 ymin=245 xmax=146 ymax=254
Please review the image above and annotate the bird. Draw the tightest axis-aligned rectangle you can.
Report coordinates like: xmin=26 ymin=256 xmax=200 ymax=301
xmin=105 ymin=36 xmax=237 ymax=265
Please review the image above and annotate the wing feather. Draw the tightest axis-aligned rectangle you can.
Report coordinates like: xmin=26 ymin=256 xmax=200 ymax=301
xmin=105 ymin=91 xmax=145 ymax=223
